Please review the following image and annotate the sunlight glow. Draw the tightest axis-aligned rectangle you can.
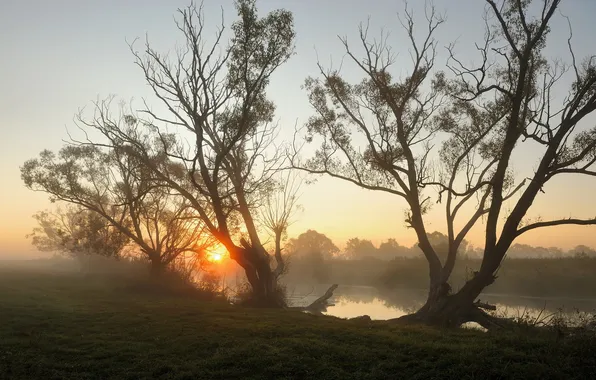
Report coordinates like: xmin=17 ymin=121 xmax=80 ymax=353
xmin=206 ymin=244 xmax=228 ymax=263
xmin=209 ymin=252 xmax=224 ymax=262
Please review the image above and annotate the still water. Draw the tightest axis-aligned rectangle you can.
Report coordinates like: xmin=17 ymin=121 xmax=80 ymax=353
xmin=285 ymin=283 xmax=596 ymax=324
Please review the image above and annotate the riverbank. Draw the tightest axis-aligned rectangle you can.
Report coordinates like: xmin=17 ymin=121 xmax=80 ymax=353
xmin=284 ymin=283 xmax=596 ymax=323
xmin=1 ymin=268 xmax=595 ymax=379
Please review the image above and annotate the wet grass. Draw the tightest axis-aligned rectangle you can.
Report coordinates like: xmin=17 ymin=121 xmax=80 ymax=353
xmin=1 ymin=267 xmax=595 ymax=379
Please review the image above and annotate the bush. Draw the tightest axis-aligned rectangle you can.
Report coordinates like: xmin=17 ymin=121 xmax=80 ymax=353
xmin=57 ymin=254 xmax=226 ymax=301
xmin=232 ymin=281 xmax=288 ymax=308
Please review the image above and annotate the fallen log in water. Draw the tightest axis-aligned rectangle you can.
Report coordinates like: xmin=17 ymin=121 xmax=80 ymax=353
xmin=287 ymin=284 xmax=338 ymax=314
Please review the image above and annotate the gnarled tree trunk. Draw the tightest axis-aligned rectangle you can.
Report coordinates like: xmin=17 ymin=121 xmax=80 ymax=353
xmin=228 ymin=241 xmax=286 ymax=308
xmin=149 ymin=255 xmax=166 ymax=278
xmin=397 ymin=266 xmax=508 ymax=329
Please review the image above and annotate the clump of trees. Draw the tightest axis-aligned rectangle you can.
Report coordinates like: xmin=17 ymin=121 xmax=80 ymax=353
xmin=28 ymin=204 xmax=129 ymax=261
xmin=292 ymin=0 xmax=596 ymax=327
xmin=22 ymin=142 xmax=214 ymax=276
xmin=286 ymin=230 xmax=340 ymax=260
xmin=285 ymin=229 xmax=339 ymax=282
xmin=507 ymin=243 xmax=596 ymax=258
xmin=344 ymin=238 xmax=378 ymax=260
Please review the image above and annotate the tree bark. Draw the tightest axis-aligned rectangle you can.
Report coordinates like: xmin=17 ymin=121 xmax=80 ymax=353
xmin=149 ymin=256 xmax=166 ymax=277
xmin=231 ymin=244 xmax=286 ymax=308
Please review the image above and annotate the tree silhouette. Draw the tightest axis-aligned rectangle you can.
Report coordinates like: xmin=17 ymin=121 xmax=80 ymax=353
xmin=292 ymin=0 xmax=596 ymax=327
xmin=21 ymin=135 xmax=213 ymax=276
xmin=285 ymin=229 xmax=340 ymax=260
xmin=28 ymin=204 xmax=129 ymax=260
xmin=378 ymin=238 xmax=415 ymax=259
xmin=344 ymin=238 xmax=377 ymax=259
xmin=260 ymin=171 xmax=303 ymax=278
xmin=285 ymin=229 xmax=338 ymax=282
xmin=41 ymin=1 xmax=298 ymax=305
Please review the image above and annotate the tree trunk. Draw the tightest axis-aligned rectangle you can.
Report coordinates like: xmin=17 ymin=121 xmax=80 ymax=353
xmin=149 ymin=256 xmax=166 ymax=277
xmin=397 ymin=269 xmax=505 ymax=329
xmin=231 ymin=244 xmax=285 ymax=308
xmin=249 ymin=255 xmax=284 ymax=307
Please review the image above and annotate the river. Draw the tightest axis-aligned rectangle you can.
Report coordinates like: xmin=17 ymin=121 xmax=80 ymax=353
xmin=284 ymin=283 xmax=596 ymax=326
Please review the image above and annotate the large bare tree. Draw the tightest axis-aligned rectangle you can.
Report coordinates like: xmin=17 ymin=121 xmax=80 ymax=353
xmin=55 ymin=1 xmax=299 ymax=306
xmin=292 ymin=0 xmax=596 ymax=327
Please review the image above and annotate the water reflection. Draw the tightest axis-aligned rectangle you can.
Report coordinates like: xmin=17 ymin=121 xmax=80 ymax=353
xmin=328 ymin=296 xmax=407 ymax=320
xmin=285 ymin=283 xmax=596 ymax=323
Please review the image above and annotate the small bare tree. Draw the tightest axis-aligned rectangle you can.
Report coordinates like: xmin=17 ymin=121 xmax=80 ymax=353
xmin=260 ymin=171 xmax=303 ymax=278
xmin=292 ymin=0 xmax=596 ymax=327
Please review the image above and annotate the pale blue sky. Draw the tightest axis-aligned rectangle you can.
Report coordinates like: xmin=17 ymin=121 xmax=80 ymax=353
xmin=1 ymin=0 xmax=596 ymax=258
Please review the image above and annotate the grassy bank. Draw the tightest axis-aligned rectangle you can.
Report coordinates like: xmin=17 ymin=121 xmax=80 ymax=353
xmin=1 ymin=267 xmax=596 ymax=379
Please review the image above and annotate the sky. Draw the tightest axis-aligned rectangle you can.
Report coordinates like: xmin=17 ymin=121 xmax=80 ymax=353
xmin=1 ymin=0 xmax=596 ymax=259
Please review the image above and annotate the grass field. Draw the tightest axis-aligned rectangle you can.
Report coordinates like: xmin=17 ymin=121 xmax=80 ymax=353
xmin=1 ymin=267 xmax=596 ymax=379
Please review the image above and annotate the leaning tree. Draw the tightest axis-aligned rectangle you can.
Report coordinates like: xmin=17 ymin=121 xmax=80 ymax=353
xmin=60 ymin=0 xmax=300 ymax=306
xmin=292 ymin=0 xmax=596 ymax=327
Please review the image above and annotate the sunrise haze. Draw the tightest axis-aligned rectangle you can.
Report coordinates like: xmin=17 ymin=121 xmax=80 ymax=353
xmin=1 ymin=0 xmax=596 ymax=259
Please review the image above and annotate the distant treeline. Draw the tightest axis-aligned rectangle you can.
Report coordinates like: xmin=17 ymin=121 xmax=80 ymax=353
xmin=284 ymin=256 xmax=596 ymax=299
xmin=283 ymin=229 xmax=596 ymax=298
xmin=340 ymin=240 xmax=596 ymax=260
xmin=286 ymin=229 xmax=596 ymax=261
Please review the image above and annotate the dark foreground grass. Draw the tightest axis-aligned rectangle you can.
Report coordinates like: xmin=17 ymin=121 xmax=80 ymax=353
xmin=1 ymin=268 xmax=595 ymax=380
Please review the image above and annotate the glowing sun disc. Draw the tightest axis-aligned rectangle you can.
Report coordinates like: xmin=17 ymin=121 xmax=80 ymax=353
xmin=206 ymin=244 xmax=228 ymax=263
xmin=208 ymin=252 xmax=224 ymax=262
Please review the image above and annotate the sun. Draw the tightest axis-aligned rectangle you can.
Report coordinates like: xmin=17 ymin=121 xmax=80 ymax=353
xmin=209 ymin=252 xmax=224 ymax=262
xmin=206 ymin=244 xmax=228 ymax=263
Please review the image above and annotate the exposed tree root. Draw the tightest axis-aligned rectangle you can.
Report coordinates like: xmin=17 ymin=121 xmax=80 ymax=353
xmin=389 ymin=298 xmax=515 ymax=331
xmin=474 ymin=300 xmax=497 ymax=311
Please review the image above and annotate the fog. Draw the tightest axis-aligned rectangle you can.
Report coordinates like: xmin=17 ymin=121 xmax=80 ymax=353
xmin=4 ymin=230 xmax=596 ymax=323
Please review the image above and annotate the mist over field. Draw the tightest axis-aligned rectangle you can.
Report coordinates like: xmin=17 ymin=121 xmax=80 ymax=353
xmin=2 ymin=0 xmax=596 ymax=378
